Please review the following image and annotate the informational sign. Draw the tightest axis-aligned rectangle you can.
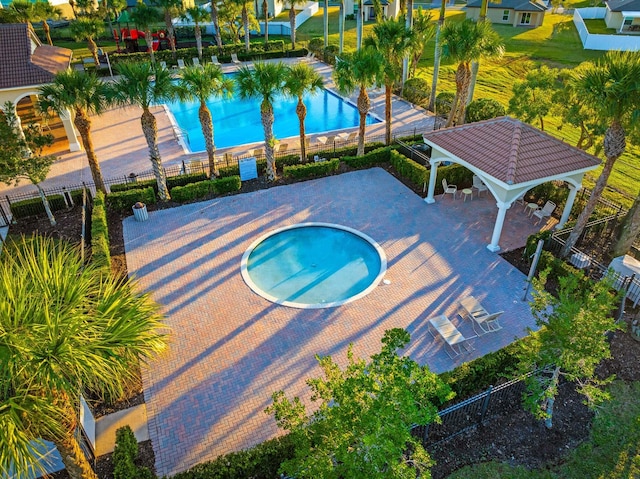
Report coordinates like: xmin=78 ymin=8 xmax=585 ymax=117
xmin=79 ymin=394 xmax=96 ymax=452
xmin=239 ymin=157 xmax=258 ymax=181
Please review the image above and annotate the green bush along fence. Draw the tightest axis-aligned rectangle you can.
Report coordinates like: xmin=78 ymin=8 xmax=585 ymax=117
xmin=283 ymin=158 xmax=340 ymax=179
xmin=106 ymin=187 xmax=156 ymax=213
xmin=90 ymin=191 xmax=111 ymax=270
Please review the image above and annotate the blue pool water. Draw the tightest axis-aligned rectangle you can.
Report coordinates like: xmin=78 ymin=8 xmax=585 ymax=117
xmin=241 ymin=223 xmax=387 ymax=309
xmin=164 ymin=88 xmax=379 ymax=152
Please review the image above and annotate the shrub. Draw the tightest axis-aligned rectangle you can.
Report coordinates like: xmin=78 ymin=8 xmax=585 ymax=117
xmin=212 ymin=175 xmax=241 ymax=194
xmin=435 ymin=163 xmax=474 ymax=192
xmin=466 ymin=98 xmax=506 ymax=123
xmin=113 ymin=426 xmax=138 ymax=479
xmin=308 ymin=37 xmax=324 ymax=55
xmin=402 ymin=77 xmax=430 ymax=108
xmin=110 ymin=179 xmax=156 ymax=193
xmin=390 ymin=150 xmax=428 ymax=186
xmin=435 ymin=91 xmax=455 ymax=117
xmin=170 ymin=180 xmax=214 ymax=203
xmin=323 ymin=45 xmax=339 ymax=65
xmin=284 ymin=158 xmax=340 ymax=179
xmin=111 ymin=173 xmax=208 ymax=193
xmin=342 ymin=147 xmax=391 ymax=169
xmin=10 ymin=194 xmax=65 ymax=220
xmin=91 ymin=191 xmax=111 ymax=270
xmin=106 ymin=187 xmax=156 ymax=213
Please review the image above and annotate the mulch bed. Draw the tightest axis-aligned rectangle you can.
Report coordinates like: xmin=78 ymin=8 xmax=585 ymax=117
xmin=14 ymin=168 xmax=640 ymax=479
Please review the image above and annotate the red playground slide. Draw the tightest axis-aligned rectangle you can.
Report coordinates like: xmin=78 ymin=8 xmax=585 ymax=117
xmin=121 ymin=28 xmax=161 ymax=51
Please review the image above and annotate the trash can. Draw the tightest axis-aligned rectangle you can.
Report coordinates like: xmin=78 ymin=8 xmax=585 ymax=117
xmin=132 ymin=202 xmax=148 ymax=222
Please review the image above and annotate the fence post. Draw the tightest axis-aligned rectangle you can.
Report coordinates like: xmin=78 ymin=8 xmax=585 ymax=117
xmin=479 ymin=386 xmax=493 ymax=425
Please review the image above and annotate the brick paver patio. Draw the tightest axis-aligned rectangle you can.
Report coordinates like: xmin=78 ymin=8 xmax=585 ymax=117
xmin=124 ymin=168 xmax=539 ymax=476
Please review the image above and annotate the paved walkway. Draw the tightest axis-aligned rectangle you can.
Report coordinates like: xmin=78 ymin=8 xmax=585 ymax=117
xmin=124 ymin=168 xmax=540 ymax=477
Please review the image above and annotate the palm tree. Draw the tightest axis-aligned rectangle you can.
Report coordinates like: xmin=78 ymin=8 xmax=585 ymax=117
xmin=235 ymin=61 xmax=288 ymax=181
xmin=440 ymin=19 xmax=504 ymax=127
xmin=175 ymin=64 xmax=234 ymax=177
xmin=131 ymin=1 xmax=161 ymax=63
xmin=101 ymin=0 xmax=126 ymax=47
xmin=111 ymin=62 xmax=174 ymax=201
xmin=355 ymin=0 xmax=363 ymax=49
xmin=34 ymin=1 xmax=62 ymax=46
xmin=323 ymin=0 xmax=328 ymax=47
xmin=38 ymin=70 xmax=110 ymax=194
xmin=407 ymin=8 xmax=435 ymax=79
xmin=333 ymin=47 xmax=384 ymax=156
xmin=239 ymin=0 xmax=252 ymax=51
xmin=209 ymin=0 xmax=223 ymax=48
xmin=288 ymin=0 xmax=306 ymax=50
xmin=365 ymin=18 xmax=413 ymax=145
xmin=153 ymin=0 xmax=182 ymax=58
xmin=183 ymin=5 xmax=209 ymax=59
xmin=560 ymin=51 xmax=640 ymax=258
xmin=70 ymin=17 xmax=105 ymax=65
xmin=338 ymin=0 xmax=345 ymax=52
xmin=262 ymin=0 xmax=268 ymax=44
xmin=467 ymin=0 xmax=490 ymax=105
xmin=283 ymin=63 xmax=324 ymax=162
xmin=0 ymin=235 xmax=167 ymax=479
xmin=427 ymin=0 xmax=445 ymax=112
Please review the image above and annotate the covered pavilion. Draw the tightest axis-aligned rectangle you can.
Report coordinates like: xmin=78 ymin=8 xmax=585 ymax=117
xmin=423 ymin=116 xmax=601 ymax=252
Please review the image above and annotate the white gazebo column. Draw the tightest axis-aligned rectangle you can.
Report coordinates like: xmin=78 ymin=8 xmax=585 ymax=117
xmin=424 ymin=161 xmax=440 ymax=204
xmin=487 ymin=201 xmax=510 ymax=252
xmin=59 ymin=108 xmax=81 ymax=152
xmin=556 ymin=185 xmax=579 ymax=229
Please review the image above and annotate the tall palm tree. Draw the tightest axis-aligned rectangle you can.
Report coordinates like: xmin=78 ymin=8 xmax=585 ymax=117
xmin=239 ymin=0 xmax=251 ymax=51
xmin=235 ymin=61 xmax=288 ymax=181
xmin=401 ymin=0 xmax=413 ymax=86
xmin=440 ymin=19 xmax=504 ymax=127
xmin=323 ymin=0 xmax=328 ymax=47
xmin=111 ymin=62 xmax=174 ymax=201
xmin=183 ymin=5 xmax=209 ymax=59
xmin=38 ymin=70 xmax=110 ymax=194
xmin=355 ymin=0 xmax=363 ymax=49
xmin=210 ymin=0 xmax=223 ymax=48
xmin=262 ymin=0 xmax=268 ymax=44
xmin=338 ymin=0 xmax=345 ymax=52
xmin=70 ymin=17 xmax=105 ymax=65
xmin=0 ymin=235 xmax=167 ymax=479
xmin=131 ymin=1 xmax=161 ymax=63
xmin=34 ymin=1 xmax=62 ymax=46
xmin=365 ymin=18 xmax=413 ymax=145
xmin=283 ymin=63 xmax=324 ymax=162
xmin=427 ymin=0 xmax=446 ymax=112
xmin=407 ymin=8 xmax=435 ymax=79
xmin=175 ymin=64 xmax=234 ymax=176
xmin=560 ymin=51 xmax=640 ymax=257
xmin=288 ymin=0 xmax=306 ymax=50
xmin=153 ymin=0 xmax=182 ymax=58
xmin=101 ymin=0 xmax=126 ymax=47
xmin=333 ymin=47 xmax=384 ymax=156
xmin=467 ymin=0 xmax=490 ymax=105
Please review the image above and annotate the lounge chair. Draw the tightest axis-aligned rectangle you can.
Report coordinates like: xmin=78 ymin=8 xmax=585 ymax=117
xmin=253 ymin=147 xmax=264 ymax=157
xmin=514 ymin=190 xmax=528 ymax=208
xmin=427 ymin=314 xmax=473 ymax=358
xmin=304 ymin=51 xmax=315 ymax=62
xmin=159 ymin=61 xmax=167 ymax=70
xmin=459 ymin=296 xmax=504 ymax=335
xmin=177 ymin=58 xmax=186 ymax=69
xmin=189 ymin=160 xmax=204 ymax=173
xmin=316 ymin=135 xmax=335 ymax=146
xmin=192 ymin=57 xmax=202 ymax=67
xmin=231 ymin=53 xmax=241 ymax=65
xmin=211 ymin=55 xmax=221 ymax=66
xmin=441 ymin=179 xmax=457 ymax=200
xmin=278 ymin=143 xmax=288 ymax=154
xmin=532 ymin=200 xmax=556 ymax=225
xmin=472 ymin=175 xmax=488 ymax=197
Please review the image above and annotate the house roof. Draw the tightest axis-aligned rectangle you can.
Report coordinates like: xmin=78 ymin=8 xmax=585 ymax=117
xmin=0 ymin=23 xmax=72 ymax=90
xmin=606 ymin=0 xmax=640 ymax=11
xmin=467 ymin=0 xmax=546 ymax=11
xmin=422 ymin=116 xmax=601 ymax=186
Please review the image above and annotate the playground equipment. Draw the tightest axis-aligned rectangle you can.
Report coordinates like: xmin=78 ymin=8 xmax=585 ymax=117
xmin=118 ymin=28 xmax=171 ymax=53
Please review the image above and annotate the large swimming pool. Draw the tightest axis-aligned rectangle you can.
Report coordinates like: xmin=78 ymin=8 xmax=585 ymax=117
xmin=164 ymin=87 xmax=380 ymax=152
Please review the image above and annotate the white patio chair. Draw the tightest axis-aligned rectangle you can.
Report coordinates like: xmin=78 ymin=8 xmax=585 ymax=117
xmin=211 ymin=55 xmax=221 ymax=66
xmin=159 ymin=61 xmax=167 ymax=70
xmin=459 ymin=296 xmax=504 ymax=335
xmin=472 ymin=175 xmax=488 ymax=197
xmin=192 ymin=57 xmax=202 ymax=67
xmin=231 ymin=53 xmax=241 ymax=65
xmin=442 ymin=179 xmax=457 ymax=200
xmin=177 ymin=58 xmax=186 ymax=69
xmin=532 ymin=200 xmax=556 ymax=225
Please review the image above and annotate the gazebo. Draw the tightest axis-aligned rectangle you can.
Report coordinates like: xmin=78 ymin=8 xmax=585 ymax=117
xmin=422 ymin=116 xmax=601 ymax=252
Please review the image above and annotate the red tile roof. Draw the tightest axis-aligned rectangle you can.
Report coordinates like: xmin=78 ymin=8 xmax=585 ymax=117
xmin=423 ymin=116 xmax=601 ymax=185
xmin=0 ymin=24 xmax=72 ymax=90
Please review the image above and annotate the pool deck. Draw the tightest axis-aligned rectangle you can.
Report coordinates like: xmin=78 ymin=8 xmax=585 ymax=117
xmin=0 ymin=58 xmax=435 ymax=197
xmin=124 ymin=168 xmax=540 ymax=477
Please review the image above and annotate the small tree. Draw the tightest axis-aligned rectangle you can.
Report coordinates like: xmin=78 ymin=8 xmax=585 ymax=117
xmin=183 ymin=5 xmax=209 ymax=59
xmin=508 ymin=65 xmax=557 ymax=131
xmin=518 ymin=270 xmax=622 ymax=428
xmin=466 ymin=97 xmax=505 ymax=123
xmin=266 ymin=328 xmax=454 ymax=479
xmin=0 ymin=103 xmax=57 ymax=225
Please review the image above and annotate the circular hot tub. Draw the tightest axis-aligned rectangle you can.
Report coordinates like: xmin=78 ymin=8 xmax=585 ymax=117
xmin=240 ymin=223 xmax=387 ymax=309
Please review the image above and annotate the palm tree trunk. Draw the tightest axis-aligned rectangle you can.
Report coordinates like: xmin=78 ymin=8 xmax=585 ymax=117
xmin=263 ymin=0 xmax=269 ymax=44
xmin=261 ymin=99 xmax=276 ymax=181
xmin=195 ymin=23 xmax=203 ymax=59
xmin=211 ymin=1 xmax=223 ymax=49
xmin=323 ymin=0 xmax=328 ymax=47
xmin=145 ymin=28 xmax=155 ymax=63
xmin=385 ymin=82 xmax=392 ymax=145
xmin=141 ymin=108 xmax=171 ymax=201
xmin=242 ymin=4 xmax=250 ymax=52
xmin=539 ymin=115 xmax=545 ymax=131
xmin=199 ymin=101 xmax=217 ymax=176
xmin=42 ymin=20 xmax=53 ymax=45
xmin=87 ymin=37 xmax=100 ymax=65
xmin=428 ymin=3 xmax=445 ymax=112
xmin=37 ymin=184 xmax=56 ymax=226
xmin=561 ymin=121 xmax=626 ymax=257
xmin=165 ymin=10 xmax=177 ymax=58
xmin=356 ymin=0 xmax=362 ymax=50
xmin=447 ymin=62 xmax=470 ymax=127
xmin=402 ymin=0 xmax=413 ymax=87
xmin=357 ymin=86 xmax=370 ymax=157
xmin=74 ymin=110 xmax=106 ymax=195
xmin=289 ymin=6 xmax=296 ymax=49
xmin=339 ymin=1 xmax=344 ymax=53
xmin=613 ymin=191 xmax=640 ymax=257
xmin=576 ymin=121 xmax=593 ymax=151
xmin=297 ymin=97 xmax=307 ymax=162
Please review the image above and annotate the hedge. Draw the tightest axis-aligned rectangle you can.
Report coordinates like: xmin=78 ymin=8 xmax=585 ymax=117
xmin=110 ymin=173 xmax=208 ymax=193
xmin=283 ymin=158 xmax=340 ymax=179
xmin=9 ymin=189 xmax=86 ymax=220
xmin=435 ymin=163 xmax=474 ymax=193
xmin=91 ymin=191 xmax=111 ymax=270
xmin=213 ymin=175 xmax=241 ymax=194
xmin=342 ymin=147 xmax=392 ymax=169
xmin=390 ymin=150 xmax=428 ymax=187
xmin=170 ymin=176 xmax=241 ymax=202
xmin=106 ymin=187 xmax=156 ymax=213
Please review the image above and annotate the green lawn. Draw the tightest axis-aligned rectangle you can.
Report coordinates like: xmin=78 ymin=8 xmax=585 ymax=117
xmin=447 ymin=381 xmax=640 ymax=479
xmin=583 ymin=18 xmax=617 ymax=34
